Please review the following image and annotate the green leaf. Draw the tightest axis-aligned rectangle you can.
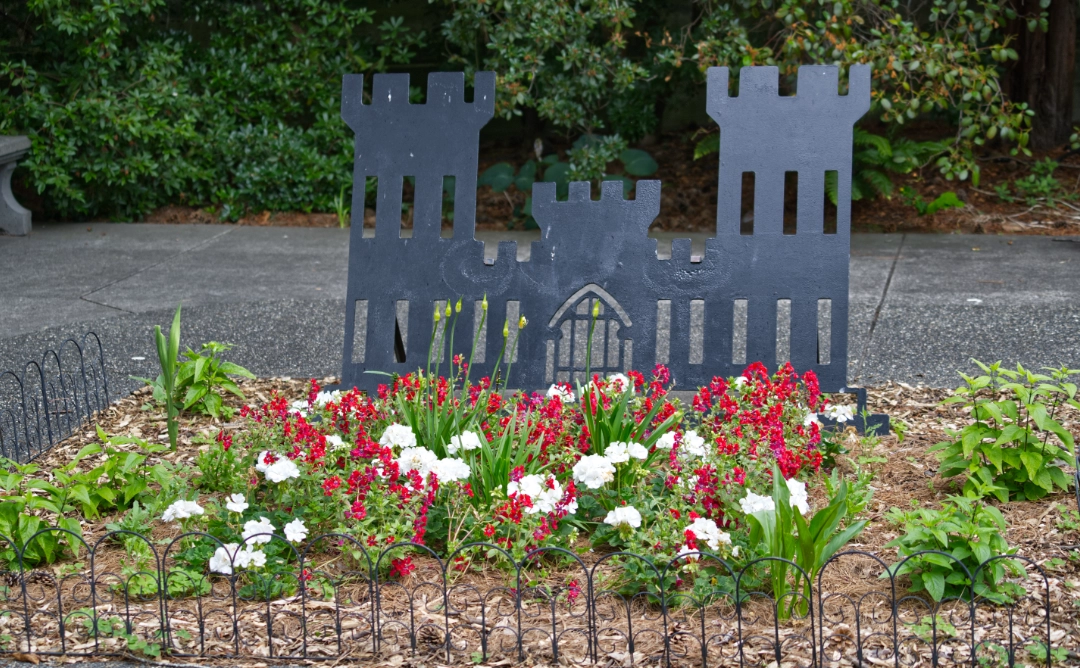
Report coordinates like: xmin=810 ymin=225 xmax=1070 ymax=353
xmin=1019 ymin=450 xmax=1042 ymax=481
xmin=693 ymin=134 xmax=719 ymax=160
xmin=478 ymin=162 xmax=515 ymax=192
xmin=619 ymin=148 xmax=658 ymax=176
xmin=924 ymin=570 xmax=946 ymax=601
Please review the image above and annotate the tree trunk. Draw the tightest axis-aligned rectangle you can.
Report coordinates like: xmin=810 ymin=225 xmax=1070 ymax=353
xmin=1004 ymin=0 xmax=1076 ymax=150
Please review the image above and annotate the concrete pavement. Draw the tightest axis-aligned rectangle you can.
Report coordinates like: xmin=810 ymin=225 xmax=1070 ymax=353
xmin=1 ymin=223 xmax=1078 ymax=398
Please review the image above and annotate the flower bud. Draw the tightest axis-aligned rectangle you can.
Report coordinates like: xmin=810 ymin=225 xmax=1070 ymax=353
xmin=434 ymin=305 xmax=441 ymax=323
xmin=455 ymin=298 xmax=463 ymax=314
xmin=502 ymin=319 xmax=510 ymax=339
xmin=591 ymin=301 xmax=600 ymax=318
xmin=482 ymin=295 xmax=488 ymax=312
xmin=518 ymin=315 xmax=527 ymax=330
xmin=445 ymin=302 xmax=452 ymax=318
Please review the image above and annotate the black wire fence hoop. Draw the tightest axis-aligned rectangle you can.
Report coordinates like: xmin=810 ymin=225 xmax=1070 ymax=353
xmin=0 ymin=535 xmax=1059 ymax=667
xmin=0 ymin=332 xmax=109 ymax=464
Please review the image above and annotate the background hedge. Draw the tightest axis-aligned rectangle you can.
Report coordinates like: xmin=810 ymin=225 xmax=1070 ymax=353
xmin=0 ymin=0 xmax=1070 ymax=221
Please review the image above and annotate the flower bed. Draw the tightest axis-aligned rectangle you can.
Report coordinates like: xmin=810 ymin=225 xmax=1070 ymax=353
xmin=0 ymin=365 xmax=1078 ymax=666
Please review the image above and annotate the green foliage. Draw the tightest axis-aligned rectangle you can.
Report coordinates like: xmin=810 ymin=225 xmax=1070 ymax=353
xmin=994 ymin=158 xmax=1075 ymax=207
xmin=77 ymin=610 xmax=163 ymax=658
xmin=136 ymin=304 xmax=182 ymax=450
xmin=0 ymin=0 xmax=423 ymax=219
xmin=900 ymin=187 xmax=965 ymax=216
xmin=885 ymin=494 xmax=1024 ymax=604
xmin=195 ymin=433 xmax=245 ymax=493
xmin=930 ymin=361 xmax=1076 ymax=502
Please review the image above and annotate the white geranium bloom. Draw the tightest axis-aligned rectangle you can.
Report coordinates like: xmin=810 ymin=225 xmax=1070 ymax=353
xmin=209 ymin=543 xmax=240 ymax=575
xmin=162 ymin=499 xmax=204 ymax=523
xmin=289 ymin=399 xmax=308 ymax=416
xmin=686 ymin=517 xmax=731 ymax=552
xmin=605 ymin=442 xmax=631 ymax=464
xmin=313 ymin=390 xmax=341 ymax=407
xmin=824 ymin=404 xmax=855 ymax=424
xmin=732 ymin=545 xmax=741 ymax=558
xmin=284 ymin=518 xmax=308 ymax=543
xmin=225 ymin=493 xmax=248 ymax=514
xmin=740 ymin=491 xmax=775 ymax=515
xmin=680 ymin=431 xmax=708 ymax=458
xmin=397 ymin=447 xmax=439 ymax=478
xmin=447 ymin=430 xmax=482 ymax=455
xmin=326 ymin=434 xmax=345 ymax=448
xmin=235 ymin=546 xmax=266 ymax=570
xmin=532 ymin=479 xmax=564 ymax=515
xmin=431 ymin=457 xmax=471 ymax=483
xmin=786 ymin=477 xmax=810 ymax=515
xmin=507 ymin=474 xmax=545 ymax=500
xmin=604 ymin=506 xmax=642 ymax=530
xmin=626 ymin=442 xmax=648 ymax=460
xmin=656 ymin=432 xmax=677 ymax=450
xmin=607 ymin=373 xmax=634 ymax=394
xmin=572 ymin=455 xmax=616 ymax=490
xmin=804 ymin=412 xmax=821 ymax=427
xmin=242 ymin=517 xmax=276 ymax=545
xmin=264 ymin=458 xmax=301 ymax=483
xmin=254 ymin=451 xmax=273 ymax=473
xmin=380 ymin=423 xmax=417 ymax=449
xmin=546 ymin=384 xmax=575 ymax=403
xmin=734 ymin=376 xmax=749 ymax=388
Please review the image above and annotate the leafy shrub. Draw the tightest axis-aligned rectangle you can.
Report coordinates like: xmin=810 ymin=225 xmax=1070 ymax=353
xmin=931 ymin=361 xmax=1076 ymax=502
xmin=885 ymin=494 xmax=1024 ymax=604
xmin=994 ymin=158 xmax=1076 ymax=208
xmin=899 ymin=188 xmax=965 ymax=216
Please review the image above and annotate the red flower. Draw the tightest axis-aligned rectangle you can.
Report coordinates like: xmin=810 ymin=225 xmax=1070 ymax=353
xmin=322 ymin=475 xmax=342 ymax=496
xmin=483 ymin=524 xmax=496 ymax=538
xmin=390 ymin=556 xmax=416 ymax=578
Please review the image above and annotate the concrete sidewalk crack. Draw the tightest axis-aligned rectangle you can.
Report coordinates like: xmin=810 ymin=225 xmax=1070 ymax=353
xmin=853 ymin=233 xmax=904 ymax=384
xmin=80 ymin=227 xmax=236 ymax=307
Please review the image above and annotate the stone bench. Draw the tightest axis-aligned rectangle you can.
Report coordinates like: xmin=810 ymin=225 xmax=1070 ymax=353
xmin=0 ymin=136 xmax=32 ymax=236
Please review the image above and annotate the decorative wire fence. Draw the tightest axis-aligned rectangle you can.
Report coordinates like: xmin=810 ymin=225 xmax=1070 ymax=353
xmin=0 ymin=531 xmax=1058 ymax=667
xmin=0 ymin=332 xmax=109 ymax=463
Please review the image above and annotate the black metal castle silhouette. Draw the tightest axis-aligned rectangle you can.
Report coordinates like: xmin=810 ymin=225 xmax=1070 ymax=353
xmin=339 ymin=66 xmax=871 ymax=395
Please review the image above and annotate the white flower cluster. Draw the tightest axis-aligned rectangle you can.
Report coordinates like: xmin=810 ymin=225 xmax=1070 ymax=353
xmin=606 ymin=373 xmax=635 ymax=395
xmin=162 ymin=500 xmax=204 ymax=523
xmin=687 ymin=517 xmax=731 ymax=551
xmin=226 ymin=494 xmax=248 ymax=513
xmin=738 ymin=478 xmax=810 ymax=516
xmin=572 ymin=455 xmax=616 ymax=490
xmin=655 ymin=430 xmax=708 ymax=458
xmin=447 ymin=430 xmax=482 ymax=455
xmin=288 ymin=390 xmax=341 ymax=416
xmin=508 ymin=474 xmax=575 ymax=515
xmin=824 ymin=404 xmax=855 ymax=423
xmin=209 ymin=544 xmax=263 ymax=574
xmin=545 ymin=384 xmax=575 ymax=403
xmin=603 ymin=505 xmax=642 ymax=530
xmin=380 ymin=423 xmax=417 ymax=449
xmin=396 ymin=446 xmax=472 ymax=483
xmin=209 ymin=516 xmax=308 ymax=575
xmin=605 ymin=441 xmax=647 ymax=464
xmin=254 ymin=451 xmax=301 ymax=483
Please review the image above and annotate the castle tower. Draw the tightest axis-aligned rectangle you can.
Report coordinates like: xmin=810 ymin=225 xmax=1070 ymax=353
xmin=705 ymin=65 xmax=870 ymax=390
xmin=338 ymin=72 xmax=495 ymax=389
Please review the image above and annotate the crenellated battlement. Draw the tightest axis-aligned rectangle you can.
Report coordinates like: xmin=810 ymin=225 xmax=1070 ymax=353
xmin=707 ymin=65 xmax=870 ymax=124
xmin=341 ymin=72 xmax=495 ymax=133
xmin=531 ymin=180 xmax=661 ymax=232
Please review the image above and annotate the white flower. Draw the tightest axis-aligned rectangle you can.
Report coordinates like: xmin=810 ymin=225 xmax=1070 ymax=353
xmin=380 ymin=423 xmax=417 ymax=449
xmin=508 ymin=474 xmax=545 ymax=500
xmin=572 ymin=455 xmax=616 ymax=490
xmin=627 ymin=442 xmax=648 ymax=460
xmin=397 ymin=447 xmax=439 ymax=477
xmin=607 ymin=373 xmax=635 ymax=394
xmin=234 ymin=545 xmax=266 ymax=570
xmin=326 ymin=434 xmax=345 ymax=448
xmin=740 ymin=491 xmax=775 ymax=515
xmin=824 ymin=404 xmax=855 ymax=424
xmin=289 ymin=399 xmax=309 ymax=416
xmin=656 ymin=432 xmax=677 ymax=450
xmin=447 ymin=430 xmax=482 ymax=455
xmin=209 ymin=543 xmax=240 ymax=575
xmin=604 ymin=506 xmax=642 ymax=530
xmin=254 ymin=451 xmax=273 ymax=473
xmin=162 ymin=499 xmax=204 ymax=523
xmin=732 ymin=545 xmax=741 ymax=558
xmin=546 ymin=384 xmax=576 ymax=403
xmin=284 ymin=518 xmax=308 ymax=543
xmin=242 ymin=517 xmax=276 ymax=545
xmin=605 ymin=442 xmax=631 ymax=464
xmin=313 ymin=390 xmax=341 ymax=407
xmin=225 ymin=493 xmax=248 ymax=514
xmin=679 ymin=431 xmax=708 ymax=458
xmin=786 ymin=477 xmax=810 ymax=515
xmin=264 ymin=458 xmax=301 ymax=483
xmin=803 ymin=412 xmax=821 ymax=427
xmin=686 ymin=517 xmax=731 ymax=552
xmin=431 ymin=457 xmax=471 ymax=483
xmin=734 ymin=375 xmax=749 ymax=388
